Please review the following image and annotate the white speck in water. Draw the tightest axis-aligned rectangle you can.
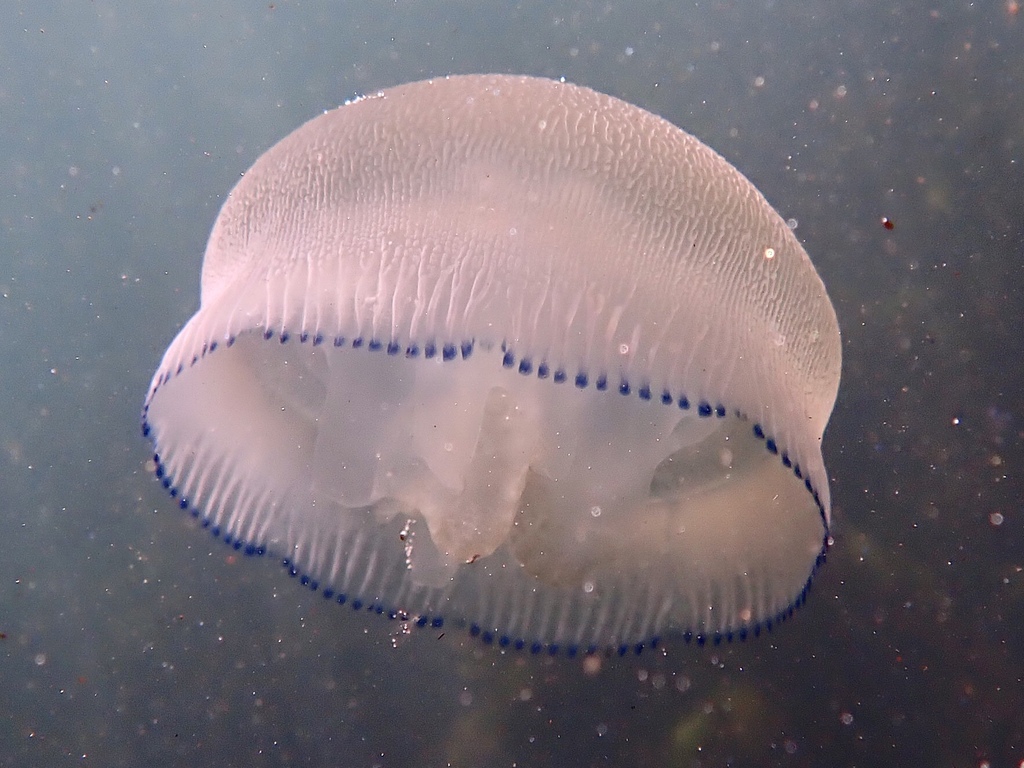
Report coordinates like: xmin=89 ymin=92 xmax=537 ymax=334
xmin=590 ymin=505 xmax=601 ymax=518
xmin=34 ymin=653 xmax=46 ymax=666
xmin=990 ymin=512 xmax=1004 ymax=526
xmin=618 ymin=343 xmax=629 ymax=355
xmin=764 ymin=247 xmax=776 ymax=260
xmin=787 ymin=217 xmax=798 ymax=229
xmin=583 ymin=581 xmax=595 ymax=594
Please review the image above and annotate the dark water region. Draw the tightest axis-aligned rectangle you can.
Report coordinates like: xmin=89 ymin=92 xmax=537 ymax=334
xmin=0 ymin=1 xmax=1021 ymax=766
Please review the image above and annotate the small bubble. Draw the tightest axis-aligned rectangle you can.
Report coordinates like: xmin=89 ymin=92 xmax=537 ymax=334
xmin=675 ymin=675 xmax=691 ymax=693
xmin=596 ymin=722 xmax=608 ymax=736
xmin=590 ymin=505 xmax=602 ymax=518
xmin=34 ymin=653 xmax=46 ymax=666
xmin=583 ymin=581 xmax=595 ymax=594
xmin=786 ymin=218 xmax=798 ymax=229
xmin=458 ymin=689 xmax=473 ymax=706
xmin=840 ymin=711 xmax=854 ymax=725
xmin=990 ymin=512 xmax=1004 ymax=527
xmin=753 ymin=75 xmax=765 ymax=88
xmin=624 ymin=46 xmax=633 ymax=56
xmin=637 ymin=669 xmax=648 ymax=682
xmin=618 ymin=343 xmax=629 ymax=355
xmin=764 ymin=247 xmax=776 ymax=259
xmin=443 ymin=442 xmax=453 ymax=452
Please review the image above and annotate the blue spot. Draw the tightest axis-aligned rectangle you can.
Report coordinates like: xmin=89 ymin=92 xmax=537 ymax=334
xmin=678 ymin=396 xmax=690 ymax=410
xmin=406 ymin=344 xmax=419 ymax=357
xmin=461 ymin=342 xmax=473 ymax=359
xmin=351 ymin=599 xmax=363 ymax=610
xmin=753 ymin=423 xmax=765 ymax=439
xmin=386 ymin=341 xmax=400 ymax=355
xmin=279 ymin=331 xmax=289 ymax=343
xmin=518 ymin=358 xmax=532 ymax=375
xmin=502 ymin=351 xmax=515 ymax=368
xmin=263 ymin=329 xmax=273 ymax=340
xmin=781 ymin=452 xmax=792 ymax=467
xmin=299 ymin=332 xmax=309 ymax=343
xmin=367 ymin=339 xmax=382 ymax=352
xmin=352 ymin=337 xmax=364 ymax=348
xmin=595 ymin=374 xmax=607 ymax=391
xmin=698 ymin=401 xmax=712 ymax=417
xmin=765 ymin=439 xmax=778 ymax=454
xmin=431 ymin=617 xmax=443 ymax=628
xmin=553 ymin=369 xmax=567 ymax=383
xmin=619 ymin=381 xmax=630 ymax=396
xmin=336 ymin=594 xmax=347 ymax=605
xmin=661 ymin=391 xmax=672 ymax=405
xmin=575 ymin=373 xmax=588 ymax=389
xmin=424 ymin=342 xmax=437 ymax=358
xmin=715 ymin=404 xmax=726 ymax=418
xmin=333 ymin=336 xmax=345 ymax=347
xmin=639 ymin=385 xmax=651 ymax=400
xmin=312 ymin=333 xmax=324 ymax=346
xmin=442 ymin=344 xmax=457 ymax=361
xmin=537 ymin=362 xmax=550 ymax=378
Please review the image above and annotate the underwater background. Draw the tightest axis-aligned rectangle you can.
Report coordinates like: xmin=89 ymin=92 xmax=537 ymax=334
xmin=1 ymin=1 xmax=1021 ymax=766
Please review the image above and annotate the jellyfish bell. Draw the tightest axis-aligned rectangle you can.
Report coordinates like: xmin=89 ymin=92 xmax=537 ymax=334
xmin=143 ymin=74 xmax=841 ymax=652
